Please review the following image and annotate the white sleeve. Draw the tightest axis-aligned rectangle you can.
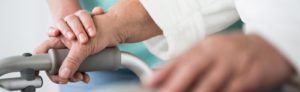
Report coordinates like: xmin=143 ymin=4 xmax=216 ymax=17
xmin=235 ymin=0 xmax=300 ymax=73
xmin=140 ymin=0 xmax=239 ymax=60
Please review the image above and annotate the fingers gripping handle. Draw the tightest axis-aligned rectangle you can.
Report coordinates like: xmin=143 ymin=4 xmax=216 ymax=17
xmin=47 ymin=47 xmax=121 ymax=75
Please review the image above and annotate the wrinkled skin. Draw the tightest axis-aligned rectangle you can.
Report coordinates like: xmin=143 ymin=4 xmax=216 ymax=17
xmin=36 ymin=0 xmax=161 ymax=84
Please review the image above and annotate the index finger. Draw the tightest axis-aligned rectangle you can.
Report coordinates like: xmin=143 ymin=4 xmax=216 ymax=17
xmin=75 ymin=10 xmax=96 ymax=38
xmin=34 ymin=37 xmax=65 ymax=54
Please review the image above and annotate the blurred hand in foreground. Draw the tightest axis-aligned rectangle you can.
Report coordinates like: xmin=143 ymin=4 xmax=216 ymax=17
xmin=145 ymin=33 xmax=295 ymax=92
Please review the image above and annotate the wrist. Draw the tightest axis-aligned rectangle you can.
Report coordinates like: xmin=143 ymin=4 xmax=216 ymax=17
xmin=48 ymin=0 xmax=81 ymax=21
xmin=108 ymin=0 xmax=162 ymax=42
xmin=92 ymin=13 xmax=125 ymax=47
xmin=247 ymin=34 xmax=296 ymax=76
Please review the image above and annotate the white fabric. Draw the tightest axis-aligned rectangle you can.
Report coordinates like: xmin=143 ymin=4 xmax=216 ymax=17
xmin=236 ymin=0 xmax=300 ymax=73
xmin=140 ymin=0 xmax=239 ymax=61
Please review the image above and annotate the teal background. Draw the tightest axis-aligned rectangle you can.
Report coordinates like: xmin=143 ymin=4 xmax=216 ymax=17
xmin=80 ymin=0 xmax=117 ymax=12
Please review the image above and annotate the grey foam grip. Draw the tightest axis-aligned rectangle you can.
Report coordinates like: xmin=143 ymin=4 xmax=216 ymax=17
xmin=47 ymin=47 xmax=121 ymax=75
xmin=0 ymin=54 xmax=52 ymax=76
xmin=0 ymin=76 xmax=42 ymax=91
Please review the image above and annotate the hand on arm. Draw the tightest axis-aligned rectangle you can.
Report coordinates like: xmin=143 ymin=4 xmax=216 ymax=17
xmin=48 ymin=0 xmax=105 ymax=43
xmin=49 ymin=7 xmax=104 ymax=43
xmin=37 ymin=0 xmax=104 ymax=84
xmin=37 ymin=0 xmax=162 ymax=84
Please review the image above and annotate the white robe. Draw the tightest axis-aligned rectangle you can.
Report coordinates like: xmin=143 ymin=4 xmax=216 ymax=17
xmin=140 ymin=0 xmax=240 ymax=61
xmin=141 ymin=0 xmax=300 ymax=75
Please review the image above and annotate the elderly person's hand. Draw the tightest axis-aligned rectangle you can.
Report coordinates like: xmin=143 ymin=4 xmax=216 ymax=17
xmin=145 ymin=33 xmax=295 ymax=92
xmin=36 ymin=0 xmax=161 ymax=84
xmin=35 ymin=7 xmax=104 ymax=84
xmin=35 ymin=7 xmax=105 ymax=84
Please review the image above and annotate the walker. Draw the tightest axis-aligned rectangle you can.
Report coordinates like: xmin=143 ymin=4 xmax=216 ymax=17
xmin=0 ymin=47 xmax=152 ymax=92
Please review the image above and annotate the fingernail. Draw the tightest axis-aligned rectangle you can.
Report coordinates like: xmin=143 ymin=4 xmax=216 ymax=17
xmin=88 ymin=28 xmax=96 ymax=37
xmin=66 ymin=32 xmax=74 ymax=39
xmin=51 ymin=29 xmax=57 ymax=34
xmin=83 ymin=78 xmax=90 ymax=84
xmin=79 ymin=33 xmax=87 ymax=43
xmin=83 ymin=76 xmax=90 ymax=84
xmin=59 ymin=68 xmax=71 ymax=79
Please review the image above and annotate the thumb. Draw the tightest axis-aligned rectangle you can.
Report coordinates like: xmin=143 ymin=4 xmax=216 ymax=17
xmin=91 ymin=7 xmax=105 ymax=15
xmin=58 ymin=45 xmax=89 ymax=79
xmin=34 ymin=37 xmax=65 ymax=54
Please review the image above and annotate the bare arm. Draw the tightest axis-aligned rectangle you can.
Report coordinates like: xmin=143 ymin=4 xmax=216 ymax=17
xmin=93 ymin=0 xmax=162 ymax=43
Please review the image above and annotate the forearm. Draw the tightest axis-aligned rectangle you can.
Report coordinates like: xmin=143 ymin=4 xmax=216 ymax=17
xmin=93 ymin=0 xmax=162 ymax=44
xmin=48 ymin=0 xmax=81 ymax=21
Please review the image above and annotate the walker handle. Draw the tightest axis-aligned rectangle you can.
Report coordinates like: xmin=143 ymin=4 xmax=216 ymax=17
xmin=0 ymin=47 xmax=121 ymax=76
xmin=47 ymin=47 xmax=121 ymax=74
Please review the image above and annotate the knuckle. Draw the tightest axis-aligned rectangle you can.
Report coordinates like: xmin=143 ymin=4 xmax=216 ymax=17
xmin=85 ymin=25 xmax=93 ymax=30
xmin=55 ymin=20 xmax=70 ymax=33
xmin=76 ymin=10 xmax=88 ymax=16
xmin=55 ymin=19 xmax=66 ymax=27
xmin=65 ymin=56 xmax=80 ymax=68
xmin=204 ymin=36 xmax=236 ymax=51
xmin=76 ymin=31 xmax=85 ymax=36
xmin=64 ymin=15 xmax=77 ymax=21
xmin=205 ymin=35 xmax=229 ymax=45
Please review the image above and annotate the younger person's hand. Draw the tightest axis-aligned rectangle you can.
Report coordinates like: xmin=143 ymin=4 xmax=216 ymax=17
xmin=48 ymin=7 xmax=105 ymax=43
